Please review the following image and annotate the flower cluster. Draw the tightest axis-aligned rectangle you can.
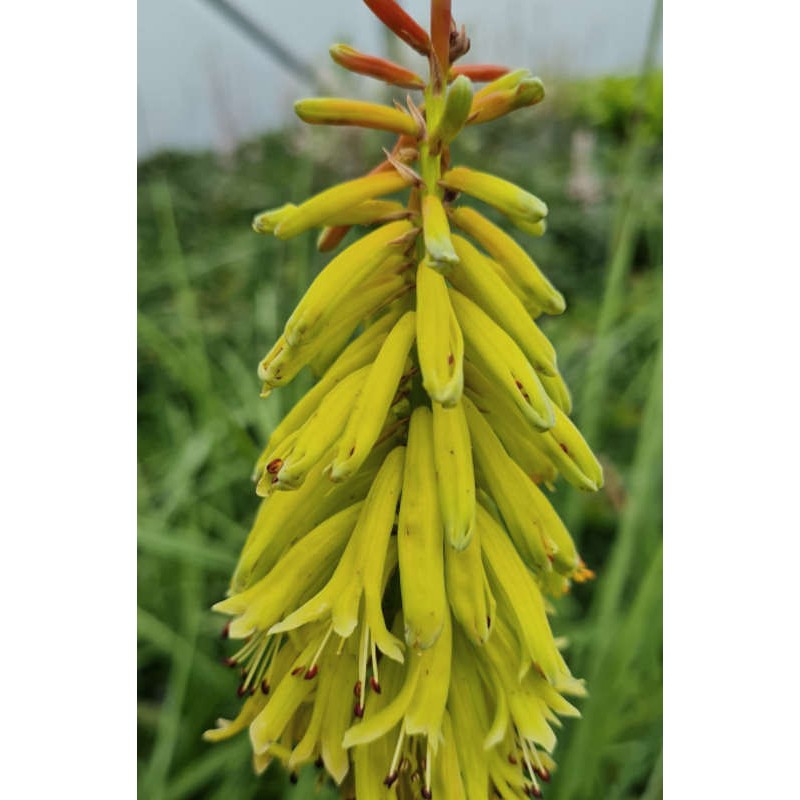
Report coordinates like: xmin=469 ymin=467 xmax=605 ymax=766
xmin=205 ymin=2 xmax=603 ymax=797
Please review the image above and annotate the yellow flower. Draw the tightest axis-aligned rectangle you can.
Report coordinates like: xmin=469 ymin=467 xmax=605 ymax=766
xmin=206 ymin=1 xmax=604 ymax=796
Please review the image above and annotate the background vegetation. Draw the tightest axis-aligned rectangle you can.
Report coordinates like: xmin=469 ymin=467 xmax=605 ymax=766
xmin=138 ymin=70 xmax=662 ymax=799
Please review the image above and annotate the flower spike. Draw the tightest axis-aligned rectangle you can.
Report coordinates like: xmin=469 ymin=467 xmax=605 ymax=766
xmin=208 ymin=2 xmax=605 ymax=797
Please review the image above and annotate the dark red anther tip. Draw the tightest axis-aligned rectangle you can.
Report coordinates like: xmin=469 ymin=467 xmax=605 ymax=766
xmin=370 ymin=676 xmax=382 ymax=694
xmin=266 ymin=458 xmax=283 ymax=475
xmin=222 ymin=657 xmax=237 ymax=668
xmin=236 ymin=683 xmax=248 ymax=697
xmin=261 ymin=679 xmax=270 ymax=695
xmin=249 ymin=685 xmax=257 ymax=696
xmin=422 ymin=788 xmax=433 ymax=799
xmin=289 ymin=772 xmax=299 ymax=785
xmin=537 ymin=768 xmax=550 ymax=783
xmin=531 ymin=787 xmax=543 ymax=798
xmin=559 ymin=443 xmax=569 ymax=454
xmin=315 ymin=756 xmax=324 ymax=769
xmin=383 ymin=772 xmax=399 ymax=788
xmin=354 ymin=702 xmax=364 ymax=718
xmin=448 ymin=353 xmax=455 ymax=366
xmin=354 ymin=680 xmax=363 ymax=698
xmin=220 ymin=621 xmax=230 ymax=639
xmin=508 ymin=754 xmax=518 ymax=765
xmin=291 ymin=666 xmax=304 ymax=677
xmin=304 ymin=665 xmax=319 ymax=680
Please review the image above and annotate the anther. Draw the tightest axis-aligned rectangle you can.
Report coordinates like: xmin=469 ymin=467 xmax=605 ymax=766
xmin=422 ymin=789 xmax=432 ymax=799
xmin=304 ymin=664 xmax=319 ymax=680
xmin=354 ymin=702 xmax=364 ymax=718
xmin=220 ymin=621 xmax=230 ymax=639
xmin=508 ymin=754 xmax=518 ymax=765
xmin=289 ymin=772 xmax=299 ymax=785
xmin=536 ymin=768 xmax=550 ymax=783
xmin=222 ymin=657 xmax=237 ymax=668
xmin=559 ymin=443 xmax=569 ymax=454
xmin=383 ymin=772 xmax=399 ymax=788
xmin=291 ymin=666 xmax=304 ymax=677
xmin=236 ymin=683 xmax=248 ymax=698
xmin=370 ymin=676 xmax=382 ymax=694
xmin=266 ymin=458 xmax=283 ymax=475
xmin=315 ymin=756 xmax=324 ymax=769
xmin=261 ymin=680 xmax=270 ymax=695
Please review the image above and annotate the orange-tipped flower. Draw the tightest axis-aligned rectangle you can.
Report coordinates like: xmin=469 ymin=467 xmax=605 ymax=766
xmin=430 ymin=0 xmax=453 ymax=74
xmin=330 ymin=44 xmax=425 ymax=90
xmin=363 ymin=0 xmax=431 ymax=56
xmin=450 ymin=63 xmax=511 ymax=83
xmin=469 ymin=77 xmax=545 ymax=125
xmin=294 ymin=98 xmax=421 ymax=137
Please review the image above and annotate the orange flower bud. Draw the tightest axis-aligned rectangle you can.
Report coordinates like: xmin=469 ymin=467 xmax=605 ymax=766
xmin=449 ymin=63 xmax=511 ymax=83
xmin=363 ymin=0 xmax=431 ymax=56
xmin=330 ymin=44 xmax=425 ymax=90
xmin=468 ymin=77 xmax=545 ymax=125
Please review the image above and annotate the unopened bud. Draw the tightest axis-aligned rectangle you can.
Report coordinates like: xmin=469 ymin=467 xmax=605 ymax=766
xmin=431 ymin=75 xmax=474 ymax=148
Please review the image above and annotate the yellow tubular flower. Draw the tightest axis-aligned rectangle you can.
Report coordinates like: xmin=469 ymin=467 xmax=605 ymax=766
xmin=207 ymin=2 xmax=605 ymax=796
xmin=415 ymin=258 xmax=464 ymax=406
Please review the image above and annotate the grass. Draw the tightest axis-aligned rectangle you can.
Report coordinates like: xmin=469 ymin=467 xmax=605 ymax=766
xmin=138 ymin=71 xmax=662 ymax=799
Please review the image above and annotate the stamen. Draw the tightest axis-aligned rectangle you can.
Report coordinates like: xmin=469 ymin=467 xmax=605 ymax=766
xmin=518 ymin=736 xmax=542 ymax=797
xmin=370 ymin=639 xmax=381 ymax=693
xmin=263 ymin=634 xmax=283 ymax=690
xmin=358 ymin=621 xmax=370 ymax=706
xmin=241 ymin=632 xmax=270 ymax=691
xmin=384 ymin=725 xmax=406 ymax=788
xmin=220 ymin=621 xmax=230 ymax=639
xmin=305 ymin=623 xmax=334 ymax=679
xmin=422 ymin=739 xmax=433 ymax=798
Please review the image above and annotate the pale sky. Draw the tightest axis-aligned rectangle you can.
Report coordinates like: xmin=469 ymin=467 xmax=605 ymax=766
xmin=138 ymin=0 xmax=661 ymax=157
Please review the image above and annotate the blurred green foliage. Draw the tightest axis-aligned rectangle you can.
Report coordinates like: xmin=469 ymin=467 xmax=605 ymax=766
xmin=138 ymin=71 xmax=662 ymax=799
